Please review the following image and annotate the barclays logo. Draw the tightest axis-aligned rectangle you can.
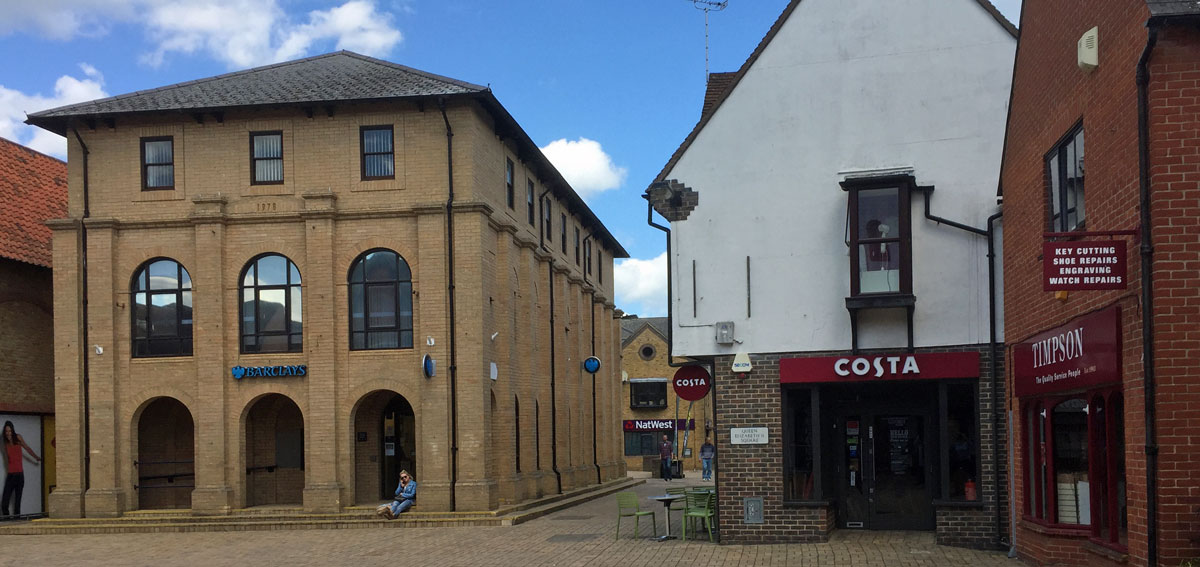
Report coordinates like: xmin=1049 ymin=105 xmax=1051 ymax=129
xmin=232 ymin=364 xmax=307 ymax=380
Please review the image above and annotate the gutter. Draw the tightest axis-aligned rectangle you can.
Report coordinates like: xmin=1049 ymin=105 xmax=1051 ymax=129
xmin=70 ymin=125 xmax=91 ymax=499
xmin=1136 ymin=21 xmax=1160 ymax=567
xmin=438 ymin=99 xmax=460 ymax=511
xmin=914 ymin=186 xmax=1005 ymax=547
xmin=539 ymin=186 xmax=562 ymax=495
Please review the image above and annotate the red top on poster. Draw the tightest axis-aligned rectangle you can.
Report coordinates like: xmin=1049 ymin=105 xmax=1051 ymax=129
xmin=779 ymin=352 xmax=979 ymax=383
xmin=1012 ymin=306 xmax=1122 ymax=397
xmin=1042 ymin=240 xmax=1127 ymax=291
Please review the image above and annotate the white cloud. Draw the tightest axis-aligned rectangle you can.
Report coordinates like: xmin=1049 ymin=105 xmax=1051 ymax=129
xmin=1 ymin=1 xmax=403 ymax=70
xmin=0 ymin=63 xmax=108 ymax=158
xmin=615 ymin=252 xmax=667 ymax=317
xmin=539 ymin=137 xmax=628 ymax=198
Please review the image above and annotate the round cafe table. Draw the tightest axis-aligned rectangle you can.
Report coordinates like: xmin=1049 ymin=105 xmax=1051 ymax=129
xmin=649 ymin=494 xmax=686 ymax=541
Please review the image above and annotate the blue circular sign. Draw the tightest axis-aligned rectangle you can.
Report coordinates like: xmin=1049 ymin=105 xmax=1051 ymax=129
xmin=583 ymin=356 xmax=602 ymax=374
xmin=423 ymin=354 xmax=436 ymax=378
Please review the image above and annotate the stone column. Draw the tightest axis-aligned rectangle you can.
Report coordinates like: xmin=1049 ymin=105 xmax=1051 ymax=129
xmin=414 ymin=206 xmax=451 ymax=510
xmin=46 ymin=220 xmax=85 ymax=518
xmin=189 ymin=196 xmax=234 ymax=514
xmin=301 ymin=191 xmax=342 ymax=513
xmin=82 ymin=220 xmax=124 ymax=517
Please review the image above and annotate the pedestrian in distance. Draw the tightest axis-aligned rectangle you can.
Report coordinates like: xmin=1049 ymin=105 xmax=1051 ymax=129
xmin=2 ymin=420 xmax=41 ymax=517
xmin=376 ymin=469 xmax=416 ymax=520
xmin=659 ymin=434 xmax=673 ymax=481
xmin=700 ymin=436 xmax=716 ymax=482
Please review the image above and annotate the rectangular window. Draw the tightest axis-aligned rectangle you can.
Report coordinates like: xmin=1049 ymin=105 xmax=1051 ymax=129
xmin=141 ymin=137 xmax=174 ymax=190
xmin=543 ymin=197 xmax=553 ymax=242
xmin=783 ymin=387 xmax=817 ymax=500
xmin=630 ymin=380 xmax=667 ymax=409
xmin=598 ymin=251 xmax=603 ymax=284
xmin=941 ymin=382 xmax=979 ymax=500
xmin=843 ymin=176 xmax=913 ymax=297
xmin=574 ymin=228 xmax=581 ymax=265
xmin=250 ymin=131 xmax=284 ymax=184
xmin=1022 ymin=389 xmax=1127 ymax=550
xmin=624 ymin=431 xmax=673 ymax=456
xmin=584 ymin=240 xmax=593 ymax=275
xmin=1048 ymin=126 xmax=1085 ymax=231
xmin=526 ymin=180 xmax=535 ymax=225
xmin=505 ymin=158 xmax=515 ymax=208
xmin=560 ymin=214 xmax=567 ymax=253
xmin=361 ymin=126 xmax=395 ymax=180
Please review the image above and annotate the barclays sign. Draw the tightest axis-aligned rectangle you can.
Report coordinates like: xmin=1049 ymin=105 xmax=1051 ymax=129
xmin=232 ymin=365 xmax=308 ymax=380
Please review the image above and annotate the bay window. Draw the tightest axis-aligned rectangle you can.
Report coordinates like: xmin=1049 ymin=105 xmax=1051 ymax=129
xmin=842 ymin=175 xmax=913 ymax=297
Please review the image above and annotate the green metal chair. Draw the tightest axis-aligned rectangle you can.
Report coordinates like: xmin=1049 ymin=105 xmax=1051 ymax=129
xmin=666 ymin=486 xmax=688 ymax=513
xmin=615 ymin=491 xmax=656 ymax=540
xmin=681 ymin=490 xmax=716 ymax=542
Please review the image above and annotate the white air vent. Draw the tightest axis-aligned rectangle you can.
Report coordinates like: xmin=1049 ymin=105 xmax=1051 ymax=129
xmin=1078 ymin=27 xmax=1098 ymax=72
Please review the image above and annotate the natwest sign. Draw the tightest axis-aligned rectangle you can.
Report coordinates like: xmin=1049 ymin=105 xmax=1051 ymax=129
xmin=780 ymin=352 xmax=979 ymax=384
xmin=1013 ymin=306 xmax=1121 ymax=397
xmin=623 ymin=419 xmax=696 ymax=432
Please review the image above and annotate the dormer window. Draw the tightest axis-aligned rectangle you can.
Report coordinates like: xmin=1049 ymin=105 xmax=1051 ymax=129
xmin=843 ymin=176 xmax=913 ymax=297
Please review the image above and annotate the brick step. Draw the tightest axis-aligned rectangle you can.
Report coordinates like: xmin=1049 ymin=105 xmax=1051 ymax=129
xmin=0 ymin=477 xmax=644 ymax=535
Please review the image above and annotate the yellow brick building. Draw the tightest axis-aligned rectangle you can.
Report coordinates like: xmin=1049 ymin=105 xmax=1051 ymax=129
xmin=619 ymin=317 xmax=713 ymax=475
xmin=27 ymin=51 xmax=627 ymax=518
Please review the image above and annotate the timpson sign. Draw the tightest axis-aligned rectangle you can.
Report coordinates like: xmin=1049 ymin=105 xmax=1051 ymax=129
xmin=1013 ymin=305 xmax=1121 ymax=397
xmin=779 ymin=352 xmax=979 ymax=384
xmin=1043 ymin=240 xmax=1127 ymax=291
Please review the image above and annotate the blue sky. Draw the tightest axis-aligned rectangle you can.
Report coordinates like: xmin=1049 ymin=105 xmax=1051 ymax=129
xmin=0 ymin=0 xmax=1020 ymax=317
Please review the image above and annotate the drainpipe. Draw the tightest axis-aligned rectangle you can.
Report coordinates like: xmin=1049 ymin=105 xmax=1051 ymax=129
xmin=539 ymin=187 xmax=562 ymax=494
xmin=438 ymin=99 xmax=460 ymax=511
xmin=1136 ymin=22 xmax=1160 ymax=567
xmin=915 ymin=187 xmax=1006 ymax=546
xmin=71 ymin=125 xmax=91 ymax=498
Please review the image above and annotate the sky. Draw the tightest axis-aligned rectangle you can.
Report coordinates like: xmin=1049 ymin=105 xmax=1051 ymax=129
xmin=0 ymin=0 xmax=1021 ymax=317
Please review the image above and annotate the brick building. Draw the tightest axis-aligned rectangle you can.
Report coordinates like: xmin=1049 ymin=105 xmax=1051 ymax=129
xmin=0 ymin=137 xmax=66 ymax=517
xmin=25 ymin=51 xmax=627 ymax=518
xmin=618 ymin=316 xmax=713 ymax=474
xmin=1000 ymin=1 xmax=1200 ymax=565
xmin=645 ymin=0 xmax=1015 ymax=547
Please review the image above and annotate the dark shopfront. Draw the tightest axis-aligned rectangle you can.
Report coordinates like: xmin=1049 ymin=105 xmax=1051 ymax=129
xmin=714 ymin=347 xmax=1003 ymax=548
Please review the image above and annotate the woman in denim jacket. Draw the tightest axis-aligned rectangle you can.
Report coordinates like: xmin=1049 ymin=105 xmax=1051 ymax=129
xmin=377 ymin=470 xmax=416 ymax=520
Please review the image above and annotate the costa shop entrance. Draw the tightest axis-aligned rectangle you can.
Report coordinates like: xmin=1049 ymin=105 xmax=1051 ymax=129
xmin=780 ymin=351 xmax=983 ymax=534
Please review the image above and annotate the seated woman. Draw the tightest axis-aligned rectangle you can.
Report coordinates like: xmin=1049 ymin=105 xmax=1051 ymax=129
xmin=377 ymin=470 xmax=417 ymax=520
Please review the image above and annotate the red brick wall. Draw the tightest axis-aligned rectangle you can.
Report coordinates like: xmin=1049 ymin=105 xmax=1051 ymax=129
xmin=1001 ymin=1 xmax=1200 ymax=564
xmin=0 ymin=257 xmax=54 ymax=414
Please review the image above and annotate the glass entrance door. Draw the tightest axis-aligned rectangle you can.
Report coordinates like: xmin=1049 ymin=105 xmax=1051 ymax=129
xmin=870 ymin=415 xmax=934 ymax=530
xmin=836 ymin=412 xmax=935 ymax=530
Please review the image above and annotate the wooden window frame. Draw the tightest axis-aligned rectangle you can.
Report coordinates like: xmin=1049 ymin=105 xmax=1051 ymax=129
xmin=250 ymin=131 xmax=284 ymax=185
xmin=360 ymin=125 xmax=395 ymax=181
xmin=140 ymin=136 xmax=175 ymax=191
xmin=842 ymin=175 xmax=914 ymax=298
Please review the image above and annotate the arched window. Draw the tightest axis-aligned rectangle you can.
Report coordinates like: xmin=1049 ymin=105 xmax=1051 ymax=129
xmin=348 ymin=249 xmax=413 ymax=350
xmin=131 ymin=258 xmax=193 ymax=357
xmin=240 ymin=254 xmax=302 ymax=353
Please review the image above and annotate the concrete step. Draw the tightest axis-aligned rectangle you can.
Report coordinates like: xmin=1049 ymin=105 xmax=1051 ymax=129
xmin=0 ymin=477 xmax=644 ymax=535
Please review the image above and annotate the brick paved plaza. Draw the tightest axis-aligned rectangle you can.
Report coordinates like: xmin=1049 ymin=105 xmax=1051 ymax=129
xmin=0 ymin=475 xmax=1019 ymax=566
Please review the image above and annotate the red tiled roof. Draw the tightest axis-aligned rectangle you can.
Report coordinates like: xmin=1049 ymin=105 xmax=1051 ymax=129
xmin=0 ymin=137 xmax=67 ymax=268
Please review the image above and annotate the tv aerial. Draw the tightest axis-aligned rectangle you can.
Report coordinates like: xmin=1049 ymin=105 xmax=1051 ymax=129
xmin=689 ymin=1 xmax=729 ymax=83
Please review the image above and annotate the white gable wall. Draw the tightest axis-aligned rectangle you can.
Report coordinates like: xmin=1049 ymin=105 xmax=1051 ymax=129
xmin=666 ymin=0 xmax=1014 ymax=358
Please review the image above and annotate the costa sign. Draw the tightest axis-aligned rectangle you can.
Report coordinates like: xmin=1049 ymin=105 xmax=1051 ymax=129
xmin=780 ymin=352 xmax=979 ymax=384
xmin=672 ymin=366 xmax=711 ymax=401
xmin=1013 ymin=306 xmax=1121 ymax=397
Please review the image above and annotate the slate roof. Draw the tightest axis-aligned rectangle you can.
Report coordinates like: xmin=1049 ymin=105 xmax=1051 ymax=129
xmin=1146 ymin=0 xmax=1200 ymax=16
xmin=27 ymin=51 xmax=486 ymax=131
xmin=652 ymin=0 xmax=1017 ymax=185
xmin=621 ymin=316 xmax=669 ymax=348
xmin=25 ymin=51 xmax=627 ymax=259
xmin=0 ymin=137 xmax=68 ymax=268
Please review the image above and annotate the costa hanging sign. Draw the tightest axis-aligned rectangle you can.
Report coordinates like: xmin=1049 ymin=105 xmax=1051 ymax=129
xmin=672 ymin=365 xmax=711 ymax=401
xmin=780 ymin=352 xmax=979 ymax=383
xmin=1013 ymin=306 xmax=1121 ymax=397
